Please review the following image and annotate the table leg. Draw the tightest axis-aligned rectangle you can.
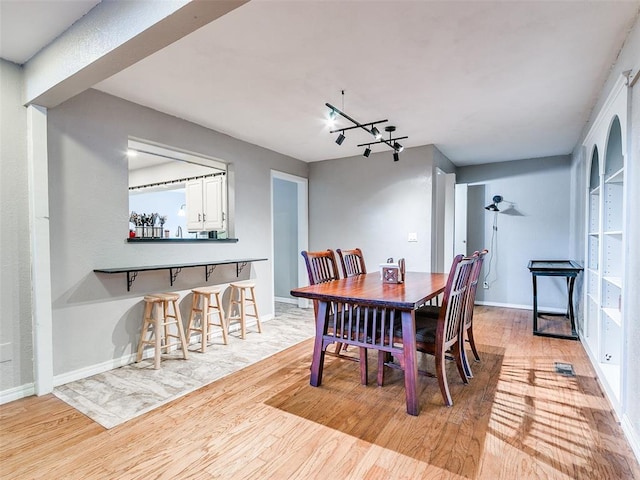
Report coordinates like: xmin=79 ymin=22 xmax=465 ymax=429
xmin=310 ymin=301 xmax=328 ymax=387
xmin=401 ymin=310 xmax=419 ymax=416
xmin=568 ymin=276 xmax=577 ymax=335
xmin=532 ymin=274 xmax=538 ymax=333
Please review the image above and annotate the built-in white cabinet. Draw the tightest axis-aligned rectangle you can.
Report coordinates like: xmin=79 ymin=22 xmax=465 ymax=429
xmin=186 ymin=175 xmax=226 ymax=232
xmin=582 ymin=74 xmax=629 ymax=406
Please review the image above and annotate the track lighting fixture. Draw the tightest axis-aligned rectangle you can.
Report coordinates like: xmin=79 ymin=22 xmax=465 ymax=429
xmin=326 ymin=90 xmax=407 ymax=162
xmin=393 ymin=152 xmax=399 ymax=162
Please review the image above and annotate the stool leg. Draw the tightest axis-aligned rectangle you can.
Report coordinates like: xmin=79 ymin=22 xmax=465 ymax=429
xmin=201 ymin=294 xmax=210 ymax=353
xmin=226 ymin=286 xmax=237 ymax=337
xmin=240 ymin=288 xmax=246 ymax=340
xmin=154 ymin=302 xmax=162 ymax=370
xmin=172 ymin=299 xmax=189 ymax=360
xmin=216 ymin=292 xmax=228 ymax=345
xmin=249 ymin=286 xmax=262 ymax=333
xmin=186 ymin=292 xmax=200 ymax=349
xmin=137 ymin=301 xmax=153 ymax=363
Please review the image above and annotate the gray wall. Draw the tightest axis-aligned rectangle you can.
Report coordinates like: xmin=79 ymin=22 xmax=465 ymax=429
xmin=273 ymin=177 xmax=298 ymax=299
xmin=309 ymin=145 xmax=441 ymax=273
xmin=457 ymin=155 xmax=572 ymax=309
xmin=0 ymin=60 xmax=33 ymax=391
xmin=46 ymin=89 xmax=308 ymax=377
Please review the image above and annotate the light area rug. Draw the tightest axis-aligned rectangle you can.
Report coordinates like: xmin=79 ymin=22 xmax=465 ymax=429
xmin=53 ymin=303 xmax=314 ymax=429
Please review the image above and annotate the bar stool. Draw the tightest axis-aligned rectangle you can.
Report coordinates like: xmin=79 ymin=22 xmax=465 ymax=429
xmin=226 ymin=280 xmax=262 ymax=339
xmin=186 ymin=285 xmax=228 ymax=352
xmin=136 ymin=292 xmax=189 ymax=369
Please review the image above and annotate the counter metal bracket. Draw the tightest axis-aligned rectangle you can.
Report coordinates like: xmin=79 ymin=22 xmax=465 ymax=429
xmin=169 ymin=267 xmax=183 ymax=286
xmin=127 ymin=271 xmax=138 ymax=291
xmin=205 ymin=265 xmax=217 ymax=281
xmin=237 ymin=261 xmax=249 ymax=277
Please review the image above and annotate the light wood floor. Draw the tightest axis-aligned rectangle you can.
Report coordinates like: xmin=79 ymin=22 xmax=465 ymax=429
xmin=1 ymin=306 xmax=638 ymax=479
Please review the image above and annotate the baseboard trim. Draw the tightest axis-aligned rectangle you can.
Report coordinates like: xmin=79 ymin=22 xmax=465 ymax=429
xmin=475 ymin=301 xmax=565 ymax=314
xmin=622 ymin=414 xmax=640 ymax=465
xmin=275 ymin=296 xmax=298 ymax=305
xmin=0 ymin=383 xmax=35 ymax=405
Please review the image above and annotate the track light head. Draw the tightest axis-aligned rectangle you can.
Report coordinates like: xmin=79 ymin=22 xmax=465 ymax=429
xmin=393 ymin=152 xmax=400 ymax=162
xmin=393 ymin=142 xmax=404 ymax=153
xmin=371 ymin=126 xmax=382 ymax=140
xmin=363 ymin=146 xmax=371 ymax=157
xmin=336 ymin=132 xmax=345 ymax=145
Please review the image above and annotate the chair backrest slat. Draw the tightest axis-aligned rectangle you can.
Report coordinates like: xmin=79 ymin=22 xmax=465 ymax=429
xmin=439 ymin=255 xmax=475 ymax=348
xmin=336 ymin=248 xmax=367 ymax=278
xmin=302 ymin=250 xmax=339 ymax=285
xmin=462 ymin=249 xmax=488 ymax=329
xmin=301 ymin=249 xmax=340 ymax=318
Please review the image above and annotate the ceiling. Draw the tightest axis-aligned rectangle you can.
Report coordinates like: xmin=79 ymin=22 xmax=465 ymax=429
xmin=2 ymin=1 xmax=638 ymax=166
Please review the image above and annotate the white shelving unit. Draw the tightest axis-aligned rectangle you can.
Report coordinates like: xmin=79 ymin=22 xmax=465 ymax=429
xmin=582 ymin=75 xmax=628 ymax=408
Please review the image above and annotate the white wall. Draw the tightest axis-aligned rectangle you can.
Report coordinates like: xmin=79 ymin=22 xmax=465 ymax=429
xmin=570 ymin=16 xmax=640 ymax=460
xmin=0 ymin=60 xmax=33 ymax=392
xmin=308 ymin=145 xmax=446 ymax=273
xmin=457 ymin=155 xmax=572 ymax=310
xmin=45 ymin=88 xmax=308 ymax=379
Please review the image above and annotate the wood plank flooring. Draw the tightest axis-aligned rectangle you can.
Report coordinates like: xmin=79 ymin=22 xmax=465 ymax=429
xmin=1 ymin=306 xmax=638 ymax=479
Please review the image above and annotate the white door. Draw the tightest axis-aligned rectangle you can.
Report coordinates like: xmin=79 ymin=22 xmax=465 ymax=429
xmin=454 ymin=183 xmax=468 ymax=256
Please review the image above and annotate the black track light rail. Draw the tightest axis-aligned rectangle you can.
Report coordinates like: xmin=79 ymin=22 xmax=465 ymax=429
xmin=329 ymin=119 xmax=388 ymax=134
xmin=357 ymin=136 xmax=408 ymax=148
xmin=326 ymin=102 xmax=399 ymax=151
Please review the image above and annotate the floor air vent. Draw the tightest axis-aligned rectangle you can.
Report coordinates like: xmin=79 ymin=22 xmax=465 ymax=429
xmin=554 ymin=362 xmax=575 ymax=376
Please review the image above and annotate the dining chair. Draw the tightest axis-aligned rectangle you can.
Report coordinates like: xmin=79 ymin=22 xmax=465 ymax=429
xmin=378 ymin=254 xmax=475 ymax=406
xmin=410 ymin=250 xmax=487 ymax=378
xmin=336 ymin=248 xmax=367 ymax=278
xmin=301 ymin=249 xmax=369 ymax=384
xmin=459 ymin=249 xmax=488 ymax=377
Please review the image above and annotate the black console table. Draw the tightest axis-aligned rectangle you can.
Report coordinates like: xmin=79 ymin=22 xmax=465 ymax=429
xmin=527 ymin=260 xmax=583 ymax=340
xmin=95 ymin=258 xmax=267 ymax=291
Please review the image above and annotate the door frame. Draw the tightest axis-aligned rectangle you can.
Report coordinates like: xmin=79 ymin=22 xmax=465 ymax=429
xmin=270 ymin=171 xmax=309 ymax=309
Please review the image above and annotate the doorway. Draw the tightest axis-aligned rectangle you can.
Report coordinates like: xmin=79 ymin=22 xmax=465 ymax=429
xmin=271 ymin=171 xmax=308 ymax=309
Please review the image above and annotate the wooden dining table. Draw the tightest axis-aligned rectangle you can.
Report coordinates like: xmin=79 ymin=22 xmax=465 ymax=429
xmin=291 ymin=271 xmax=447 ymax=416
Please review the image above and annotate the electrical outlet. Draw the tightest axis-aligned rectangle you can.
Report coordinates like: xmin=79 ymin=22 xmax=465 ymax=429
xmin=483 ymin=281 xmax=489 ymax=289
xmin=407 ymin=232 xmax=418 ymax=242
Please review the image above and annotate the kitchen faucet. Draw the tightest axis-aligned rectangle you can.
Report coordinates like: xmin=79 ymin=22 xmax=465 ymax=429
xmin=176 ymin=226 xmax=183 ymax=238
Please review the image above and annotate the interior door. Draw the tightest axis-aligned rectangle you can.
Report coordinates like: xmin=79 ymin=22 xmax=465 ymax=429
xmin=455 ymin=183 xmax=468 ymax=256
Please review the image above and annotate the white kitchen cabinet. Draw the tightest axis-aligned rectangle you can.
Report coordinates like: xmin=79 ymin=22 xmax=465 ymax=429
xmin=186 ymin=175 xmax=226 ymax=232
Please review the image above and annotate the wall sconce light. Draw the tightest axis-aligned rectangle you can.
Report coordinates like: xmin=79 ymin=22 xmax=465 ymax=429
xmin=177 ymin=204 xmax=186 ymax=216
xmin=485 ymin=195 xmax=503 ymax=211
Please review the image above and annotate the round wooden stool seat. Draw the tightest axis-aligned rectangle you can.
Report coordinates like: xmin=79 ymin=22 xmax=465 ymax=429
xmin=226 ymin=281 xmax=262 ymax=339
xmin=187 ymin=285 xmax=227 ymax=352
xmin=136 ymin=292 xmax=189 ymax=369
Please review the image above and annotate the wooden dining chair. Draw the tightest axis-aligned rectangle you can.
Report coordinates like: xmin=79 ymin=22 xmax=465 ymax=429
xmin=336 ymin=248 xmax=367 ymax=278
xmin=458 ymin=249 xmax=487 ymax=377
xmin=378 ymin=254 xmax=475 ymax=406
xmin=301 ymin=249 xmax=369 ymax=384
xmin=409 ymin=249 xmax=487 ymax=378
